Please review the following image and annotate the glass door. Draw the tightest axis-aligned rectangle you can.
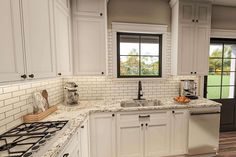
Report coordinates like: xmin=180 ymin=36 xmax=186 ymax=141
xmin=204 ymin=38 xmax=236 ymax=131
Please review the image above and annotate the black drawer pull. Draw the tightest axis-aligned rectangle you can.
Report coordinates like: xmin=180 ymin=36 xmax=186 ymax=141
xmin=139 ymin=115 xmax=150 ymax=118
xmin=81 ymin=125 xmax=84 ymax=128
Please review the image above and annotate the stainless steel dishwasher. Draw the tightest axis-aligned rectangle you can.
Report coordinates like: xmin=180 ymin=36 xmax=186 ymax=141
xmin=188 ymin=107 xmax=221 ymax=156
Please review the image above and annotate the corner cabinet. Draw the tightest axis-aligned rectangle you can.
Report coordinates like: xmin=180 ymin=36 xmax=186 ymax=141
xmin=170 ymin=0 xmax=212 ymax=76
xmin=90 ymin=113 xmax=116 ymax=157
xmin=72 ymin=0 xmax=107 ymax=76
xmin=54 ymin=0 xmax=73 ymax=76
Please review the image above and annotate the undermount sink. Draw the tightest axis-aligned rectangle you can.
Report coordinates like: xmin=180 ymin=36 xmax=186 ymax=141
xmin=120 ymin=99 xmax=163 ymax=108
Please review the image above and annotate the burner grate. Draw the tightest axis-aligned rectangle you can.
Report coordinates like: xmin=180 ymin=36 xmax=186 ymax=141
xmin=0 ymin=120 xmax=68 ymax=157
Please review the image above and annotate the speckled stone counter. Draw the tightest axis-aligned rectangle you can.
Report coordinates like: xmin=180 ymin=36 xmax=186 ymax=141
xmin=41 ymin=98 xmax=221 ymax=157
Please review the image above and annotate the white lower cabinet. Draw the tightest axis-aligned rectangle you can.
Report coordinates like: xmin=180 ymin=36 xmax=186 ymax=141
xmin=90 ymin=113 xmax=116 ymax=157
xmin=117 ymin=110 xmax=188 ymax=157
xmin=79 ymin=118 xmax=90 ymax=157
xmin=170 ymin=110 xmax=189 ymax=156
xmin=60 ymin=110 xmax=189 ymax=157
xmin=117 ymin=111 xmax=171 ymax=157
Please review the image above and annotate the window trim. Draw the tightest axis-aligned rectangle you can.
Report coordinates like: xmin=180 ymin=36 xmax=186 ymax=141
xmin=112 ymin=22 xmax=168 ymax=79
xmin=117 ymin=32 xmax=162 ymax=78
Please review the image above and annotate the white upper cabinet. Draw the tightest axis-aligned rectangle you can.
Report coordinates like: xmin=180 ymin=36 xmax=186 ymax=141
xmin=179 ymin=2 xmax=195 ymax=23
xmin=54 ymin=0 xmax=73 ymax=76
xmin=170 ymin=0 xmax=212 ymax=76
xmin=72 ymin=0 xmax=107 ymax=76
xmin=74 ymin=0 xmax=105 ymax=16
xmin=22 ymin=0 xmax=56 ymax=79
xmin=0 ymin=0 xmax=25 ymax=82
xmin=73 ymin=16 xmax=106 ymax=75
xmin=195 ymin=3 xmax=211 ymax=25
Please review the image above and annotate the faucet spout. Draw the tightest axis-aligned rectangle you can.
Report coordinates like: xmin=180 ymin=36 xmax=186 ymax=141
xmin=134 ymin=81 xmax=145 ymax=100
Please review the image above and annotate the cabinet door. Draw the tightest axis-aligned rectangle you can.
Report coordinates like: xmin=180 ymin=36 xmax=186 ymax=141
xmin=74 ymin=0 xmax=104 ymax=16
xmin=195 ymin=3 xmax=211 ymax=25
xmin=194 ymin=25 xmax=210 ymax=75
xmin=179 ymin=2 xmax=195 ymax=23
xmin=22 ymin=0 xmax=56 ymax=79
xmin=144 ymin=112 xmax=171 ymax=157
xmin=178 ymin=23 xmax=195 ymax=75
xmin=117 ymin=118 xmax=144 ymax=157
xmin=54 ymin=2 xmax=73 ymax=76
xmin=90 ymin=113 xmax=116 ymax=157
xmin=73 ymin=16 xmax=106 ymax=75
xmin=171 ymin=110 xmax=189 ymax=155
xmin=0 ymin=0 xmax=25 ymax=82
xmin=80 ymin=119 xmax=90 ymax=157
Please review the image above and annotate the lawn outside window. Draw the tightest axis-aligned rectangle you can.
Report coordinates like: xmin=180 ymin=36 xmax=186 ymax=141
xmin=117 ymin=32 xmax=162 ymax=78
xmin=205 ymin=38 xmax=236 ymax=99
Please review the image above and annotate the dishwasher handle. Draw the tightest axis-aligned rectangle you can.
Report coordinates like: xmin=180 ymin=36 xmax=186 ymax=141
xmin=190 ymin=111 xmax=220 ymax=116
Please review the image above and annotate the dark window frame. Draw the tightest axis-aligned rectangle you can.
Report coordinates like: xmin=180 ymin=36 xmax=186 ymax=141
xmin=204 ymin=38 xmax=236 ymax=99
xmin=117 ymin=32 xmax=162 ymax=78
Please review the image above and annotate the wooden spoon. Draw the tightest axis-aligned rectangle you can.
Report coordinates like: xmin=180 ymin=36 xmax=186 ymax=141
xmin=42 ymin=90 xmax=49 ymax=109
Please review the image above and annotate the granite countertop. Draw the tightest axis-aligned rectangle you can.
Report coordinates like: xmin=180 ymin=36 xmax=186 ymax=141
xmin=41 ymin=98 xmax=222 ymax=157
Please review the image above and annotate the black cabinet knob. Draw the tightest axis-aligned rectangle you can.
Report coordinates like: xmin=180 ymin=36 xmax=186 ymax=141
xmin=101 ymin=72 xmax=104 ymax=75
xmin=196 ymin=19 xmax=199 ymax=23
xmin=81 ymin=125 xmax=84 ymax=129
xmin=112 ymin=114 xmax=115 ymax=117
xmin=100 ymin=13 xmax=103 ymax=16
xmin=192 ymin=19 xmax=195 ymax=22
xmin=29 ymin=74 xmax=34 ymax=78
xmin=194 ymin=72 xmax=197 ymax=74
xmin=145 ymin=123 xmax=148 ymax=126
xmin=172 ymin=111 xmax=175 ymax=114
xmin=21 ymin=74 xmax=27 ymax=79
xmin=63 ymin=153 xmax=69 ymax=157
xmin=141 ymin=124 xmax=144 ymax=127
xmin=190 ymin=72 xmax=193 ymax=74
xmin=58 ymin=73 xmax=62 ymax=76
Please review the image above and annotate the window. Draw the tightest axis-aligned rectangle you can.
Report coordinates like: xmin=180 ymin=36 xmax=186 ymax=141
xmin=117 ymin=32 xmax=162 ymax=78
xmin=205 ymin=38 xmax=236 ymax=99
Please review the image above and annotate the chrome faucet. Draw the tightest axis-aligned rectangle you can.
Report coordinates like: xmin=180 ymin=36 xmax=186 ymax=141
xmin=134 ymin=81 xmax=145 ymax=100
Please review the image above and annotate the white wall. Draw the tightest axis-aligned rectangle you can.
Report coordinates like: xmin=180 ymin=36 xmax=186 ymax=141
xmin=212 ymin=5 xmax=236 ymax=30
xmin=107 ymin=0 xmax=171 ymax=31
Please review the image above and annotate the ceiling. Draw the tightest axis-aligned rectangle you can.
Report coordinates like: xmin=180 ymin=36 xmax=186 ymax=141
xmin=212 ymin=0 xmax=236 ymax=6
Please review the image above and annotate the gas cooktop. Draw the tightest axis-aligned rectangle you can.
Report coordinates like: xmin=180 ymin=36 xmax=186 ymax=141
xmin=0 ymin=121 xmax=68 ymax=157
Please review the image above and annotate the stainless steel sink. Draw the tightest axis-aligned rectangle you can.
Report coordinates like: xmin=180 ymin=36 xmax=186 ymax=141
xmin=120 ymin=99 xmax=162 ymax=108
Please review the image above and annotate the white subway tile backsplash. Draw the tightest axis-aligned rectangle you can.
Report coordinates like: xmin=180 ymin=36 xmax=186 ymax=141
xmin=0 ymin=93 xmax=12 ymax=101
xmin=3 ymin=86 xmax=19 ymax=93
xmin=0 ymin=78 xmax=63 ymax=133
xmin=0 ymin=105 xmax=13 ymax=114
xmin=5 ymin=97 xmax=20 ymax=106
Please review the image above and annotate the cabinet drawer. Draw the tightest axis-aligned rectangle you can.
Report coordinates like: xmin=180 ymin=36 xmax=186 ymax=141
xmin=119 ymin=111 xmax=169 ymax=123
